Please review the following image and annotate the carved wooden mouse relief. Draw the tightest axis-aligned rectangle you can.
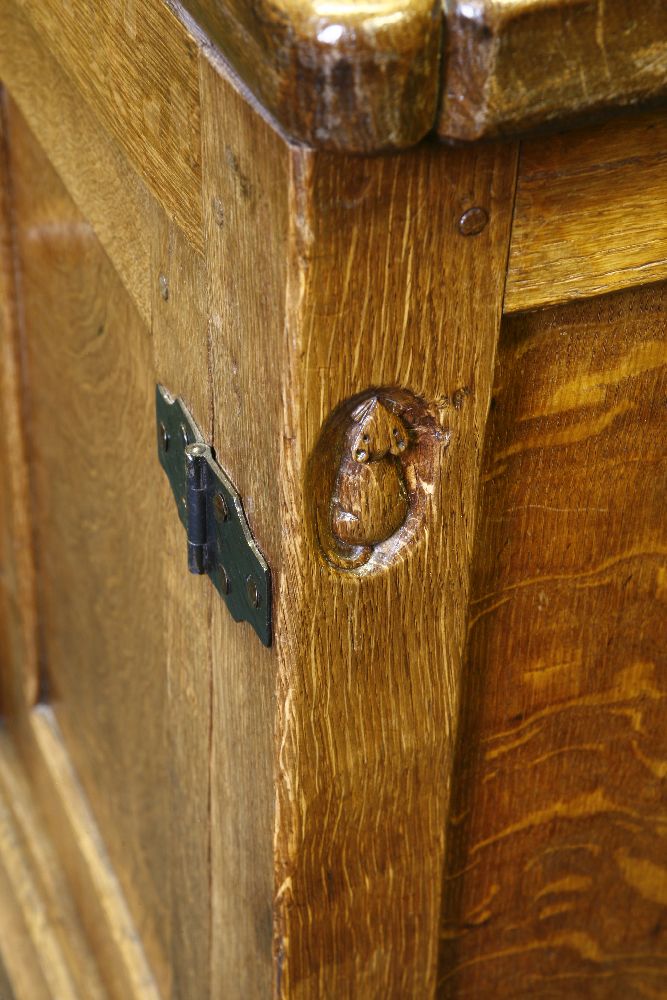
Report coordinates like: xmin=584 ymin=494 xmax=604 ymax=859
xmin=317 ymin=397 xmax=411 ymax=569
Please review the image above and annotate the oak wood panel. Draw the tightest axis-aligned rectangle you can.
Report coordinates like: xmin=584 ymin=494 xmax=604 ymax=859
xmin=4 ymin=99 xmax=170 ymax=997
xmin=439 ymin=283 xmax=667 ymax=997
xmin=272 ymin=133 xmax=518 ymax=995
xmin=183 ymin=0 xmax=440 ymax=152
xmin=151 ymin=208 xmax=213 ymax=1000
xmin=8 ymin=704 xmax=162 ymax=1000
xmin=0 ymin=858 xmax=49 ymax=1000
xmin=438 ymin=0 xmax=667 ymax=142
xmin=15 ymin=0 xmax=203 ymax=252
xmin=20 ymin=708 xmax=161 ymax=1000
xmin=0 ymin=723 xmax=108 ymax=1000
xmin=0 ymin=88 xmax=39 ymax=715
xmin=200 ymin=49 xmax=288 ymax=999
xmin=0 ymin=950 xmax=17 ymax=1000
xmin=505 ymin=110 xmax=667 ymax=314
xmin=0 ymin=3 xmax=153 ymax=327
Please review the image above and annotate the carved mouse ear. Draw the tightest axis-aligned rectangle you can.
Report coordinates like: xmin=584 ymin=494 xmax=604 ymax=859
xmin=350 ymin=398 xmax=377 ymax=423
xmin=389 ymin=422 xmax=408 ymax=455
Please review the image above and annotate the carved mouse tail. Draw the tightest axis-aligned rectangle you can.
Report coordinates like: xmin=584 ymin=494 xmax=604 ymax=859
xmin=325 ymin=540 xmax=373 ymax=571
xmin=314 ymin=505 xmax=373 ymax=571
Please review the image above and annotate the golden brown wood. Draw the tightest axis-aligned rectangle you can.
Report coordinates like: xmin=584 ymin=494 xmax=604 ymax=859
xmin=200 ymin=45 xmax=518 ymax=993
xmin=439 ymin=282 xmax=667 ymax=996
xmin=0 ymin=858 xmax=50 ymax=1000
xmin=505 ymin=110 xmax=667 ymax=314
xmin=0 ymin=724 xmax=108 ymax=1000
xmin=21 ymin=708 xmax=161 ymax=1000
xmin=151 ymin=207 xmax=213 ymax=1000
xmin=0 ymin=3 xmax=153 ymax=327
xmin=271 ymin=137 xmax=518 ymax=996
xmin=438 ymin=0 xmax=667 ymax=141
xmin=2 ymin=4 xmax=666 ymax=995
xmin=183 ymin=0 xmax=440 ymax=152
xmin=200 ymin=48 xmax=288 ymax=998
xmin=3 ymin=97 xmax=170 ymax=997
xmin=0 ymin=950 xmax=17 ymax=1000
xmin=0 ymin=87 xmax=39 ymax=717
xmin=7 ymin=0 xmax=667 ymax=163
xmin=15 ymin=0 xmax=203 ymax=251
xmin=185 ymin=0 xmax=667 ymax=151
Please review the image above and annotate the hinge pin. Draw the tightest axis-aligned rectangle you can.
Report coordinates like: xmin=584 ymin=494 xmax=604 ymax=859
xmin=185 ymin=443 xmax=208 ymax=574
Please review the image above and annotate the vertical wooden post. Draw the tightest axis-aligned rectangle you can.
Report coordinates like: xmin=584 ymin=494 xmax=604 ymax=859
xmin=273 ymin=143 xmax=518 ymax=997
xmin=200 ymin=47 xmax=518 ymax=997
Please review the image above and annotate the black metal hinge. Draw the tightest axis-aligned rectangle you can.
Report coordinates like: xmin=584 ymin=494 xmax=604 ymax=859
xmin=156 ymin=384 xmax=272 ymax=646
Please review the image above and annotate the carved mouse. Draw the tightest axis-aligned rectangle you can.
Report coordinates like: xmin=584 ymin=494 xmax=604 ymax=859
xmin=321 ymin=397 xmax=410 ymax=569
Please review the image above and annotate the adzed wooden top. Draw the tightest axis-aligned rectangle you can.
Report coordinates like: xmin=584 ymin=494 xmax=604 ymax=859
xmin=180 ymin=0 xmax=667 ymax=150
xmin=181 ymin=0 xmax=441 ymax=151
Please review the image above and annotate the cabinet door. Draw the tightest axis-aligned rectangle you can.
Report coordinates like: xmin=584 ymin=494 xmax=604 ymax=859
xmin=0 ymin=86 xmax=215 ymax=999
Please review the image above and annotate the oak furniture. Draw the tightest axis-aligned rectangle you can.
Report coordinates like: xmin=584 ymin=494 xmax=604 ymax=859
xmin=0 ymin=1 xmax=666 ymax=997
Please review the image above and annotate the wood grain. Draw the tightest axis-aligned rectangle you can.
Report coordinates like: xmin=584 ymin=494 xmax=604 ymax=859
xmin=22 ymin=708 xmax=161 ymax=1000
xmin=15 ymin=0 xmax=203 ymax=251
xmin=4 ymin=98 xmax=170 ymax=997
xmin=505 ymin=110 xmax=667 ymax=313
xmin=0 ymin=87 xmax=39 ymax=716
xmin=6 ymin=0 xmax=667 ymax=164
xmin=272 ymin=131 xmax=518 ymax=995
xmin=0 ymin=722 xmax=108 ymax=1000
xmin=438 ymin=0 xmax=667 ymax=141
xmin=183 ymin=0 xmax=440 ymax=152
xmin=0 ymin=942 xmax=16 ymax=1000
xmin=0 ymin=2 xmax=153 ymax=327
xmin=151 ymin=202 xmax=213 ymax=1000
xmin=200 ymin=47 xmax=289 ymax=998
xmin=439 ymin=282 xmax=667 ymax=997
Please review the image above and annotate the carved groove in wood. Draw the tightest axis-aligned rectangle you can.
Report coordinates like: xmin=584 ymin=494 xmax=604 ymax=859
xmin=309 ymin=389 xmax=448 ymax=573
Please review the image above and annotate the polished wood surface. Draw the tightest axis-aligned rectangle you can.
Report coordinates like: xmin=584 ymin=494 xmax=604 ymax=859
xmin=201 ymin=50 xmax=289 ymax=998
xmin=0 ymin=3 xmax=152 ymax=325
xmin=438 ymin=0 xmax=667 ymax=141
xmin=184 ymin=0 xmax=440 ymax=152
xmin=181 ymin=0 xmax=667 ymax=150
xmin=15 ymin=709 xmax=160 ymax=1000
xmin=150 ymin=210 xmax=212 ymax=1000
xmin=0 ymin=88 xmax=38 ymax=717
xmin=270 ymin=134 xmax=517 ymax=999
xmin=14 ymin=0 xmax=203 ymax=250
xmin=439 ymin=281 xmax=667 ymax=996
xmin=505 ymin=110 xmax=667 ymax=314
xmin=0 ymin=725 xmax=107 ymax=1000
xmin=11 ymin=0 xmax=667 ymax=154
xmin=4 ymin=97 xmax=170 ymax=996
xmin=0 ymin=3 xmax=666 ymax=997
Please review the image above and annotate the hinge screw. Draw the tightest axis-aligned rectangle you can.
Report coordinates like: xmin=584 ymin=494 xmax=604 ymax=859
xmin=246 ymin=575 xmax=260 ymax=609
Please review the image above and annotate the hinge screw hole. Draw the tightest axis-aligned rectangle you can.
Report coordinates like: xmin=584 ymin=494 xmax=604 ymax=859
xmin=213 ymin=493 xmax=229 ymax=522
xmin=246 ymin=575 xmax=260 ymax=609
